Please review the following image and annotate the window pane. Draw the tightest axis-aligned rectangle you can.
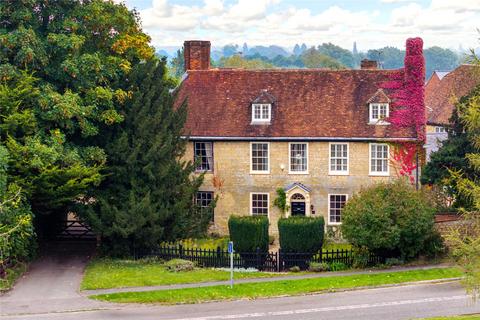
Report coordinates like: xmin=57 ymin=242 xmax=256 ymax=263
xmin=194 ymin=142 xmax=213 ymax=171
xmin=252 ymin=193 xmax=268 ymax=216
xmin=330 ymin=143 xmax=348 ymax=173
xmin=290 ymin=143 xmax=307 ymax=172
xmin=370 ymin=144 xmax=388 ymax=173
xmin=329 ymin=195 xmax=347 ymax=223
xmin=252 ymin=143 xmax=269 ymax=171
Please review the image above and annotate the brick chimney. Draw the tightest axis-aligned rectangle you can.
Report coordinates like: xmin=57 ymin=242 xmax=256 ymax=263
xmin=184 ymin=40 xmax=211 ymax=71
xmin=360 ymin=59 xmax=378 ymax=69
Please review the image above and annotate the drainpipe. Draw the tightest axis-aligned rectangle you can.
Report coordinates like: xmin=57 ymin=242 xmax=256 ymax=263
xmin=415 ymin=150 xmax=419 ymax=190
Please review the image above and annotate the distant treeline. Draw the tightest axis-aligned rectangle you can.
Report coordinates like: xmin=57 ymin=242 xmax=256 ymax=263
xmin=166 ymin=42 xmax=462 ymax=79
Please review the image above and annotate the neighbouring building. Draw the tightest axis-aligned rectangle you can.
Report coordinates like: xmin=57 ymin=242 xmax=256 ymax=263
xmin=177 ymin=39 xmax=424 ymax=236
xmin=425 ymin=65 xmax=480 ymax=160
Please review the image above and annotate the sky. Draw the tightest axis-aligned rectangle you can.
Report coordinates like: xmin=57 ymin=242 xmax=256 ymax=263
xmin=119 ymin=0 xmax=480 ymax=52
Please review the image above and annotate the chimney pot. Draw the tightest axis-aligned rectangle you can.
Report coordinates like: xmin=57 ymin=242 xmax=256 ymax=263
xmin=361 ymin=59 xmax=378 ymax=70
xmin=184 ymin=40 xmax=211 ymax=71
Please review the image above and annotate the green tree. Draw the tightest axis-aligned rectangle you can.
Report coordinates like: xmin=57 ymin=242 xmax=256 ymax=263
xmin=447 ymin=61 xmax=480 ymax=298
xmin=0 ymin=146 xmax=35 ymax=266
xmin=367 ymin=47 xmax=405 ymax=69
xmin=424 ymin=46 xmax=459 ymax=79
xmin=341 ymin=180 xmax=439 ymax=260
xmin=218 ymin=55 xmax=274 ymax=69
xmin=300 ymin=48 xmax=344 ymax=69
xmin=170 ymin=48 xmax=185 ymax=79
xmin=0 ymin=0 xmax=154 ymax=220
xmin=421 ymin=88 xmax=479 ymax=209
xmin=317 ymin=43 xmax=355 ymax=68
xmin=80 ymin=60 xmax=209 ymax=255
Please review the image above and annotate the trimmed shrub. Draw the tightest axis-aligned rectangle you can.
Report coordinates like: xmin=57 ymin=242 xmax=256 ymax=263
xmin=165 ymin=259 xmax=194 ymax=272
xmin=341 ymin=180 xmax=437 ymax=260
xmin=228 ymin=216 xmax=269 ymax=252
xmin=309 ymin=262 xmax=329 ymax=272
xmin=278 ymin=217 xmax=324 ymax=253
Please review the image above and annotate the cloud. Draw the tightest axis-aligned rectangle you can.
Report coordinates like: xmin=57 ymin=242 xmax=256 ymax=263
xmin=381 ymin=0 xmax=415 ymax=3
xmin=136 ymin=0 xmax=479 ymax=52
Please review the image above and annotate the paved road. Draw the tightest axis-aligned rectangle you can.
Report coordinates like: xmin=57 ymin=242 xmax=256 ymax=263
xmin=0 ymin=241 xmax=110 ymax=316
xmin=3 ymin=281 xmax=480 ymax=320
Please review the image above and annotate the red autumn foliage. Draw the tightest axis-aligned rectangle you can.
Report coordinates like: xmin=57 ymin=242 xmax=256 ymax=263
xmin=381 ymin=38 xmax=426 ymax=182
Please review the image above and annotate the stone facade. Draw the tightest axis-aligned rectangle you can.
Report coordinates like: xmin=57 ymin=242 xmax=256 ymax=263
xmin=185 ymin=141 xmax=400 ymax=236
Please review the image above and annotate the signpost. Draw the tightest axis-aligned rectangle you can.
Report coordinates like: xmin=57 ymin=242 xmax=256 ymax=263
xmin=228 ymin=241 xmax=234 ymax=288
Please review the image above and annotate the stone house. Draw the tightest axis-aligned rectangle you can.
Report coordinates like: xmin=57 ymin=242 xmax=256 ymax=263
xmin=425 ymin=65 xmax=480 ymax=160
xmin=176 ymin=39 xmax=424 ymax=236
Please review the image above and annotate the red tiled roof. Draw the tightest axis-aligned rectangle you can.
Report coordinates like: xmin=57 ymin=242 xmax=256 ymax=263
xmin=177 ymin=68 xmax=416 ymax=140
xmin=426 ymin=65 xmax=480 ymax=126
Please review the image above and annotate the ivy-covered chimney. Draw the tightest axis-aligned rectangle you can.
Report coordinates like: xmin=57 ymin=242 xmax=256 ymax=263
xmin=184 ymin=40 xmax=211 ymax=71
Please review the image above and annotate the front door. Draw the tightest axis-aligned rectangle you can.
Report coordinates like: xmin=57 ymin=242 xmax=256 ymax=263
xmin=291 ymin=201 xmax=306 ymax=216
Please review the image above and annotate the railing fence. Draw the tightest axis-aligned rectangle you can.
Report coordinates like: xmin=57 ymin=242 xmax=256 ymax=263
xmin=139 ymin=244 xmax=385 ymax=272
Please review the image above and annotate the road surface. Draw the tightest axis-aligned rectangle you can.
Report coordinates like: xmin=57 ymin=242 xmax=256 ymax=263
xmin=2 ymin=281 xmax=480 ymax=320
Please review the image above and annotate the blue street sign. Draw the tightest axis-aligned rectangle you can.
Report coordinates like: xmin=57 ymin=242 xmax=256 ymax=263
xmin=228 ymin=241 xmax=234 ymax=254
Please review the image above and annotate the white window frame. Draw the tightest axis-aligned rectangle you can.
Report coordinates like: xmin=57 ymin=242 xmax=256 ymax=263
xmin=251 ymin=103 xmax=271 ymax=123
xmin=250 ymin=192 xmax=270 ymax=218
xmin=369 ymin=103 xmax=390 ymax=125
xmin=250 ymin=142 xmax=270 ymax=174
xmin=328 ymin=194 xmax=348 ymax=225
xmin=288 ymin=142 xmax=308 ymax=174
xmin=369 ymin=143 xmax=390 ymax=176
xmin=328 ymin=142 xmax=349 ymax=175
xmin=435 ymin=126 xmax=446 ymax=133
xmin=194 ymin=141 xmax=214 ymax=172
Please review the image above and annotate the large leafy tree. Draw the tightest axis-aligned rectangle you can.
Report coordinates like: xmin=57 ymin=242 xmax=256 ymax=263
xmin=0 ymin=0 xmax=154 ymax=220
xmin=300 ymin=47 xmax=344 ymax=69
xmin=80 ymin=60 xmax=209 ymax=255
xmin=446 ymin=60 xmax=480 ymax=299
xmin=317 ymin=43 xmax=355 ymax=68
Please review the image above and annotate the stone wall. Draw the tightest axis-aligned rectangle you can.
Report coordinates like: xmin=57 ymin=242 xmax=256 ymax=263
xmin=185 ymin=141 xmax=403 ymax=236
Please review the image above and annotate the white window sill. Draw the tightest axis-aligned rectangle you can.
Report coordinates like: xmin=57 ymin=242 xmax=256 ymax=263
xmin=328 ymin=222 xmax=342 ymax=226
xmin=251 ymin=121 xmax=271 ymax=125
xmin=288 ymin=171 xmax=309 ymax=175
xmin=195 ymin=170 xmax=213 ymax=174
xmin=368 ymin=121 xmax=390 ymax=126
xmin=250 ymin=171 xmax=270 ymax=175
xmin=369 ymin=172 xmax=390 ymax=177
xmin=329 ymin=171 xmax=349 ymax=176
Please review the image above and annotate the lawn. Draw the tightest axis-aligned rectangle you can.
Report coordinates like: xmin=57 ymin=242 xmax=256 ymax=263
xmin=91 ymin=267 xmax=462 ymax=304
xmin=0 ymin=262 xmax=27 ymax=292
xmin=81 ymin=258 xmax=287 ymax=290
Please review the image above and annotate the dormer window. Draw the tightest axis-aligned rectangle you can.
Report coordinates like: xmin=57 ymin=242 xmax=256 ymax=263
xmin=252 ymin=103 xmax=271 ymax=123
xmin=369 ymin=103 xmax=389 ymax=125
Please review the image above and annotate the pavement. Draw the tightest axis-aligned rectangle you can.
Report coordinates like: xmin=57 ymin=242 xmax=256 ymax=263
xmin=1 ymin=243 xmax=478 ymax=320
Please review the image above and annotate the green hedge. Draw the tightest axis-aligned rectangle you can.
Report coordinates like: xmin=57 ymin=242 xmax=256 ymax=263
xmin=228 ymin=215 xmax=269 ymax=252
xmin=278 ymin=217 xmax=324 ymax=253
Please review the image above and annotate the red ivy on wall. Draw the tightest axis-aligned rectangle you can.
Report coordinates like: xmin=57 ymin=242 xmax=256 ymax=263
xmin=381 ymin=38 xmax=426 ymax=182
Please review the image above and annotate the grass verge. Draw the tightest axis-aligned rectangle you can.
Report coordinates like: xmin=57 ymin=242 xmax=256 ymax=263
xmin=81 ymin=258 xmax=288 ymax=290
xmin=91 ymin=267 xmax=461 ymax=304
xmin=0 ymin=262 xmax=27 ymax=292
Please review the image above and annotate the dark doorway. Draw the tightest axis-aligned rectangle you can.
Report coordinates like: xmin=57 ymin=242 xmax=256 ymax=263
xmin=291 ymin=201 xmax=306 ymax=216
